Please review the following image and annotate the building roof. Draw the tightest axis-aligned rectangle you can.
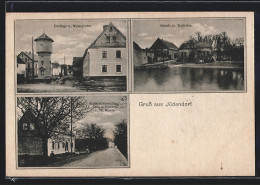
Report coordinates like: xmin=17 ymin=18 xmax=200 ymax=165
xmin=179 ymin=40 xmax=212 ymax=50
xmin=34 ymin=32 xmax=54 ymax=42
xmin=18 ymin=51 xmax=38 ymax=62
xmin=73 ymin=57 xmax=83 ymax=66
xmin=149 ymin=38 xmax=178 ymax=50
xmin=17 ymin=56 xmax=25 ymax=64
xmin=88 ymin=22 xmax=126 ymax=49
xmin=133 ymin=41 xmax=142 ymax=50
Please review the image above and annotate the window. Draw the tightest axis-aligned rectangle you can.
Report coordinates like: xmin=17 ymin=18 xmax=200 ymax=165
xmin=106 ymin=36 xmax=110 ymax=43
xmin=41 ymin=61 xmax=44 ymax=66
xmin=30 ymin=123 xmax=35 ymax=130
xmin=25 ymin=58 xmax=27 ymax=62
xmin=102 ymin=51 xmax=107 ymax=59
xmin=102 ymin=65 xmax=107 ymax=73
xmin=52 ymin=141 xmax=55 ymax=150
xmin=17 ymin=64 xmax=18 ymax=68
xmin=35 ymin=64 xmax=37 ymax=68
xmin=112 ymin=36 xmax=117 ymax=42
xmin=58 ymin=142 xmax=60 ymax=149
xmin=116 ymin=65 xmax=122 ymax=73
xmin=23 ymin=123 xmax=28 ymax=130
xmin=62 ymin=142 xmax=65 ymax=148
xmin=41 ymin=70 xmax=45 ymax=76
xmin=116 ymin=50 xmax=121 ymax=58
xmin=109 ymin=27 xmax=113 ymax=32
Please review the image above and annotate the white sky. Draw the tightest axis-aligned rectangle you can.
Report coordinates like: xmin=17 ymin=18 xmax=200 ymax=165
xmin=15 ymin=19 xmax=127 ymax=65
xmin=133 ymin=18 xmax=245 ymax=49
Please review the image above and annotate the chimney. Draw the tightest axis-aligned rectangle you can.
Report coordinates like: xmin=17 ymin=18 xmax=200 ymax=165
xmin=103 ymin=25 xmax=108 ymax=31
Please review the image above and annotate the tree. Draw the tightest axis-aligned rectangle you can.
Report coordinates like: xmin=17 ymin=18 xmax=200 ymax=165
xmin=81 ymin=123 xmax=108 ymax=152
xmin=113 ymin=119 xmax=128 ymax=158
xmin=17 ymin=97 xmax=87 ymax=158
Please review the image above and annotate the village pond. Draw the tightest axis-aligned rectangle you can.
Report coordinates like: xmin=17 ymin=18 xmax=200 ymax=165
xmin=134 ymin=66 xmax=244 ymax=92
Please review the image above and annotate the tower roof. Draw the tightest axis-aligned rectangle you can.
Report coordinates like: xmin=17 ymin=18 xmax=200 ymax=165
xmin=34 ymin=33 xmax=54 ymax=42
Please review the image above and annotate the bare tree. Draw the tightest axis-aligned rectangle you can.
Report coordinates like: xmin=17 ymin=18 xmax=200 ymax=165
xmin=17 ymin=97 xmax=88 ymax=158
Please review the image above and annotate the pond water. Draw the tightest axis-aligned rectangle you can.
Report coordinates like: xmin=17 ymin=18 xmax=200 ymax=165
xmin=134 ymin=67 xmax=244 ymax=92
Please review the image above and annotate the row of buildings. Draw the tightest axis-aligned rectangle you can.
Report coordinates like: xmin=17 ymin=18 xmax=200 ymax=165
xmin=17 ymin=33 xmax=72 ymax=82
xmin=17 ymin=51 xmax=73 ymax=79
xmin=17 ymin=22 xmax=128 ymax=80
xmin=133 ymin=36 xmax=244 ymax=67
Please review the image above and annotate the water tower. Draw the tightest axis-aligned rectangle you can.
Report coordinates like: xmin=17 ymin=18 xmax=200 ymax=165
xmin=34 ymin=32 xmax=54 ymax=78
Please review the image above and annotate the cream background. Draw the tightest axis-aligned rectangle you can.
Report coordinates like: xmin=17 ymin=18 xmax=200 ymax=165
xmin=6 ymin=12 xmax=254 ymax=177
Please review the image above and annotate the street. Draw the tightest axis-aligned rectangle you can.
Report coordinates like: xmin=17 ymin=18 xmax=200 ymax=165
xmin=61 ymin=148 xmax=128 ymax=167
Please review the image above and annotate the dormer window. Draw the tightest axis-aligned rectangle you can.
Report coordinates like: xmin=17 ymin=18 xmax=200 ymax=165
xmin=112 ymin=36 xmax=117 ymax=43
xmin=109 ymin=27 xmax=112 ymax=32
xmin=106 ymin=36 xmax=110 ymax=43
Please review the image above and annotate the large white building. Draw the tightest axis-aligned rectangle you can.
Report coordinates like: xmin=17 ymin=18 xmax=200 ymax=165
xmin=82 ymin=22 xmax=127 ymax=77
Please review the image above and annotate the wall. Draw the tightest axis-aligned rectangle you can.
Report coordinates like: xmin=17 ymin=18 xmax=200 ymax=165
xmin=38 ymin=53 xmax=52 ymax=78
xmin=84 ymin=48 xmax=127 ymax=76
xmin=47 ymin=135 xmax=75 ymax=156
xmin=17 ymin=64 xmax=26 ymax=75
xmin=133 ymin=48 xmax=148 ymax=67
xmin=18 ymin=136 xmax=43 ymax=155
xmin=36 ymin=40 xmax=52 ymax=54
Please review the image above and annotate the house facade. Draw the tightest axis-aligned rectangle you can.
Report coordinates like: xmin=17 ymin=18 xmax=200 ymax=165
xmin=133 ymin=42 xmax=149 ymax=67
xmin=18 ymin=111 xmax=75 ymax=157
xmin=17 ymin=56 xmax=26 ymax=75
xmin=82 ymin=22 xmax=127 ymax=77
xmin=149 ymin=37 xmax=178 ymax=62
xmin=17 ymin=51 xmax=38 ymax=79
xmin=51 ymin=62 xmax=61 ymax=76
xmin=178 ymin=40 xmax=214 ymax=63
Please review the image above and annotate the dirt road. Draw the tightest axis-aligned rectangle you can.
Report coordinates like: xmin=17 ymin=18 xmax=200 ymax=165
xmin=62 ymin=148 xmax=128 ymax=167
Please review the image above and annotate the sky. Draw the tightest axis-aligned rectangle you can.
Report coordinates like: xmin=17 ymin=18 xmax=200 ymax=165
xmin=133 ymin=18 xmax=245 ymax=49
xmin=15 ymin=19 xmax=127 ymax=65
xmin=75 ymin=96 xmax=128 ymax=140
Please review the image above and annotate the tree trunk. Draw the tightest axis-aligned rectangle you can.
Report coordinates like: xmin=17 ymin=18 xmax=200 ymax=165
xmin=42 ymin=138 xmax=49 ymax=159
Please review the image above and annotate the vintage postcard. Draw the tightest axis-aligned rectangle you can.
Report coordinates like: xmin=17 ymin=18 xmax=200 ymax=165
xmin=6 ymin=12 xmax=254 ymax=177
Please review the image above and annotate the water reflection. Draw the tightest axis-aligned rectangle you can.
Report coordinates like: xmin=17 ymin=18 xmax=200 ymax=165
xmin=134 ymin=67 xmax=244 ymax=92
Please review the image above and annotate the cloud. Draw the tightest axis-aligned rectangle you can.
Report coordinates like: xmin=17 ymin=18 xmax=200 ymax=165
xmin=192 ymin=23 xmax=217 ymax=35
xmin=138 ymin=33 xmax=148 ymax=37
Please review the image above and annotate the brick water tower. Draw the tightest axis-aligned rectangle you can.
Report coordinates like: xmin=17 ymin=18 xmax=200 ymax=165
xmin=34 ymin=32 xmax=54 ymax=78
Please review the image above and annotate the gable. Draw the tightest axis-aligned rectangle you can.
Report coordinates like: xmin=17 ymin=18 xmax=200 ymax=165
xmin=150 ymin=39 xmax=168 ymax=50
xmin=89 ymin=22 xmax=126 ymax=49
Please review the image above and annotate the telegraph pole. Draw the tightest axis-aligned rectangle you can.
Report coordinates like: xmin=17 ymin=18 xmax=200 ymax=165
xmin=32 ymin=37 xmax=35 ymax=82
